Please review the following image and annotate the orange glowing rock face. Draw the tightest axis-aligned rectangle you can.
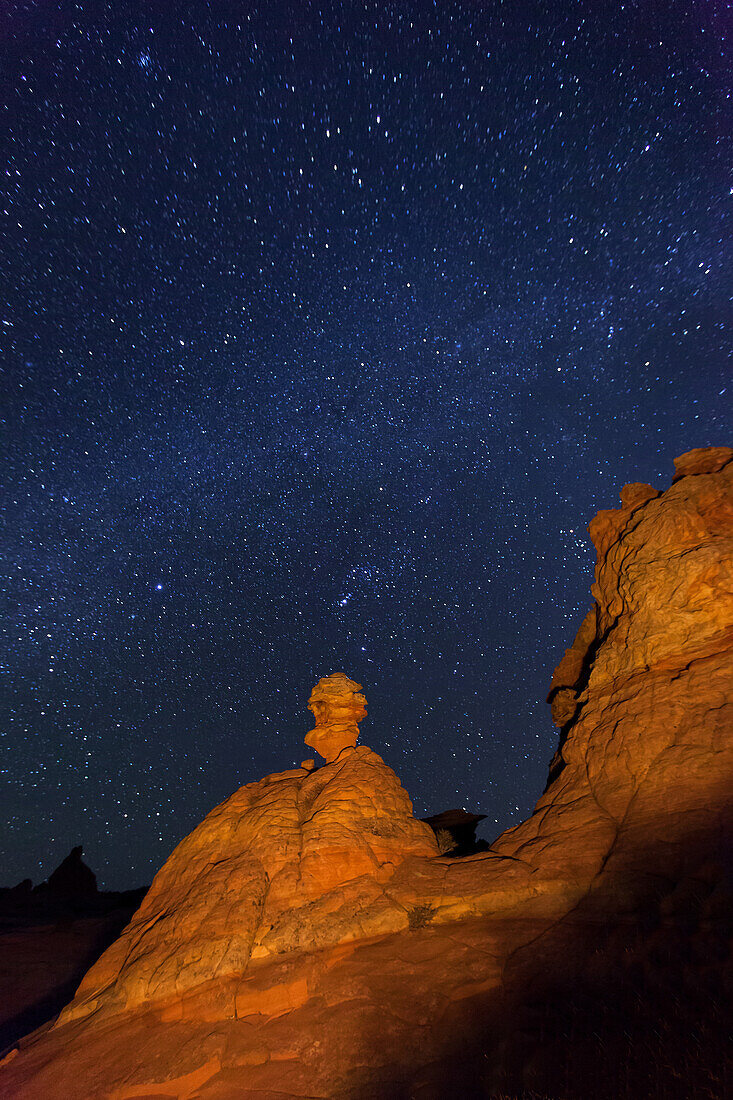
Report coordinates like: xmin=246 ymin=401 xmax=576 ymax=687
xmin=304 ymin=672 xmax=367 ymax=762
xmin=50 ymin=672 xmax=437 ymax=1029
xmin=2 ymin=448 xmax=732 ymax=1100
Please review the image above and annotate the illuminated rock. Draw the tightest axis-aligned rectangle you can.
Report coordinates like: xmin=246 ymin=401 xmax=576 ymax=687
xmin=304 ymin=671 xmax=367 ymax=762
xmin=49 ymin=675 xmax=437 ymax=1026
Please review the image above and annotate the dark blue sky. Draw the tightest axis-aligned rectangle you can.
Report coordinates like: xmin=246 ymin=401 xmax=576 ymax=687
xmin=1 ymin=0 xmax=729 ymax=888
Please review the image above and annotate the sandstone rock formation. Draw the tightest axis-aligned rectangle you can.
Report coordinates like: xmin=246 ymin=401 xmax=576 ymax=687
xmin=50 ymin=676 xmax=437 ymax=1027
xmin=2 ymin=446 xmax=731 ymax=1099
xmin=421 ymin=808 xmax=489 ymax=856
xmin=304 ymin=672 xmax=367 ymax=762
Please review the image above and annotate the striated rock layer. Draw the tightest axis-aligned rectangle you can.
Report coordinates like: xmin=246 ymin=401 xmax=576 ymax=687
xmin=2 ymin=447 xmax=732 ymax=1099
xmin=304 ymin=672 xmax=367 ymax=762
xmin=59 ymin=739 xmax=439 ymax=1025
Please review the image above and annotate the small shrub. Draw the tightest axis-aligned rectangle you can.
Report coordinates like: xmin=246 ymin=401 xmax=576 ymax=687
xmin=435 ymin=827 xmax=456 ymax=854
xmin=408 ymin=904 xmax=435 ymax=930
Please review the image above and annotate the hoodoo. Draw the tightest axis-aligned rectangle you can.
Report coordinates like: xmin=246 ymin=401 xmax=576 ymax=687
xmin=2 ymin=447 xmax=731 ymax=1099
xmin=55 ymin=672 xmax=439 ymax=1027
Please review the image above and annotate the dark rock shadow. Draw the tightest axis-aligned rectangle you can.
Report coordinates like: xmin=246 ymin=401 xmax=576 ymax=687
xmin=347 ymin=817 xmax=733 ymax=1100
xmin=0 ymin=859 xmax=146 ymax=1054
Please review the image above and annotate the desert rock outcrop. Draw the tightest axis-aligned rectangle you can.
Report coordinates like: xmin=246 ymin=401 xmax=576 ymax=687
xmin=304 ymin=672 xmax=367 ymax=762
xmin=2 ymin=447 xmax=731 ymax=1099
xmin=55 ymin=676 xmax=437 ymax=1026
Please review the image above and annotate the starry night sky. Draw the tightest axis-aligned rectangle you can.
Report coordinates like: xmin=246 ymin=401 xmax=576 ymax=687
xmin=1 ymin=1 xmax=729 ymax=889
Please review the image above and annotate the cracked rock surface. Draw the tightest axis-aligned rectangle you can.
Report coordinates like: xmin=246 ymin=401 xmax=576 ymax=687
xmin=58 ymin=744 xmax=439 ymax=1026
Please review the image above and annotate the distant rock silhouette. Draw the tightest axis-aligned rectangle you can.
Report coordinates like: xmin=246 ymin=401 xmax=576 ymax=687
xmin=0 ymin=852 xmax=146 ymax=1053
xmin=2 ymin=447 xmax=731 ymax=1099
xmin=7 ymin=880 xmax=32 ymax=898
xmin=421 ymin=808 xmax=489 ymax=855
xmin=44 ymin=847 xmax=97 ymax=900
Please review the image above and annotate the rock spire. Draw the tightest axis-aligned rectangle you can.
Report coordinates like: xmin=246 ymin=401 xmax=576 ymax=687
xmin=304 ymin=672 xmax=367 ymax=762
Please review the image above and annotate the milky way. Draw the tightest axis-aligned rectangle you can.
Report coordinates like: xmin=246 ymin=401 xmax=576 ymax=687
xmin=2 ymin=1 xmax=729 ymax=887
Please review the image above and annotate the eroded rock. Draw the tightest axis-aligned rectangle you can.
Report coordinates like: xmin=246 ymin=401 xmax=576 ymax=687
xmin=55 ymin=678 xmax=437 ymax=1027
xmin=304 ymin=671 xmax=367 ymax=762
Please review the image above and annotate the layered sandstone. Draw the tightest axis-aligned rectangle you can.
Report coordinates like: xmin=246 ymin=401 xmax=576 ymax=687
xmin=2 ymin=447 xmax=731 ymax=1099
xmin=304 ymin=672 xmax=367 ymax=762
xmin=55 ymin=675 xmax=438 ymax=1027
